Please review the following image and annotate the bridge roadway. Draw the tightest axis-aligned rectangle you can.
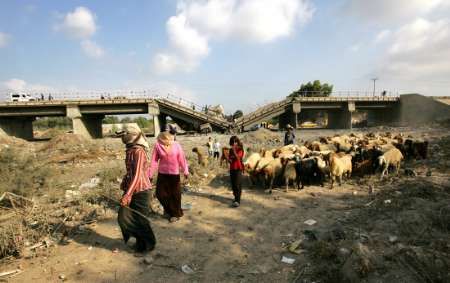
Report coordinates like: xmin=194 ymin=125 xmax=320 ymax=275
xmin=0 ymin=98 xmax=231 ymax=140
xmin=237 ymin=96 xmax=400 ymax=130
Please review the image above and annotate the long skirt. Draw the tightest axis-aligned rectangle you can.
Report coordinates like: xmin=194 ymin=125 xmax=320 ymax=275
xmin=118 ymin=190 xmax=156 ymax=252
xmin=156 ymin=173 xmax=183 ymax=218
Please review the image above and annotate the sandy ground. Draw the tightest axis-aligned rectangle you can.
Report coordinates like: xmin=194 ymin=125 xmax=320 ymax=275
xmin=1 ymin=127 xmax=449 ymax=282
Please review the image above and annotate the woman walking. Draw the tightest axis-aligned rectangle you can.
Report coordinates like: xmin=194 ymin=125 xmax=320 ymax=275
xmin=228 ymin=136 xmax=244 ymax=208
xmin=148 ymin=131 xmax=189 ymax=223
xmin=117 ymin=125 xmax=156 ymax=254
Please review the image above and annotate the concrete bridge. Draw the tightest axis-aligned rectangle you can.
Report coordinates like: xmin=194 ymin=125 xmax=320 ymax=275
xmin=0 ymin=98 xmax=231 ymax=140
xmin=236 ymin=94 xmax=450 ymax=131
xmin=237 ymin=96 xmax=400 ymax=131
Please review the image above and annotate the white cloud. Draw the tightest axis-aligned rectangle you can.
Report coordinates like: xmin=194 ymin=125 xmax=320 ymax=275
xmin=378 ymin=18 xmax=450 ymax=81
xmin=344 ymin=0 xmax=447 ymax=25
xmin=56 ymin=6 xmax=97 ymax=39
xmin=153 ymin=0 xmax=314 ymax=74
xmin=2 ymin=78 xmax=56 ymax=93
xmin=374 ymin=29 xmax=391 ymax=43
xmin=80 ymin=40 xmax=104 ymax=58
xmin=0 ymin=32 xmax=11 ymax=48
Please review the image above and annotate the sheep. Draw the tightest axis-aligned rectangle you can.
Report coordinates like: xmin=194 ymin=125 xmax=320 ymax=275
xmin=329 ymin=153 xmax=353 ymax=189
xmin=280 ymin=157 xmax=299 ymax=192
xmin=378 ymin=148 xmax=403 ymax=180
xmin=243 ymin=152 xmax=262 ymax=186
xmin=294 ymin=156 xmax=325 ymax=190
xmin=192 ymin=147 xmax=208 ymax=167
xmin=220 ymin=147 xmax=230 ymax=167
xmin=352 ymin=159 xmax=374 ymax=177
xmin=259 ymin=158 xmax=283 ymax=194
xmin=294 ymin=145 xmax=311 ymax=158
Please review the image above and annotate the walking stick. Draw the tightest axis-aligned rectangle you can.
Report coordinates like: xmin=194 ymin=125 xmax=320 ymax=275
xmin=100 ymin=193 xmax=153 ymax=223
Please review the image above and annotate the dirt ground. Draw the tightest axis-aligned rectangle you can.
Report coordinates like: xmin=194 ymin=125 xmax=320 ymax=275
xmin=0 ymin=127 xmax=449 ymax=282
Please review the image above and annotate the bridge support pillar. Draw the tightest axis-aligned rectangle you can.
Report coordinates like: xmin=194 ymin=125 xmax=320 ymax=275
xmin=292 ymin=101 xmax=301 ymax=129
xmin=66 ymin=105 xmax=103 ymax=139
xmin=0 ymin=117 xmax=35 ymax=140
xmin=148 ymin=102 xmax=160 ymax=137
xmin=327 ymin=102 xmax=354 ymax=129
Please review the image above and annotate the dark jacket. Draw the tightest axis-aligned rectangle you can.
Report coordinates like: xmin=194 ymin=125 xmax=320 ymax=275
xmin=284 ymin=131 xmax=295 ymax=145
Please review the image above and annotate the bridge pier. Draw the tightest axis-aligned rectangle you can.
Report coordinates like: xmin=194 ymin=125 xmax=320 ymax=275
xmin=148 ymin=102 xmax=160 ymax=137
xmin=0 ymin=117 xmax=35 ymax=140
xmin=66 ymin=105 xmax=104 ymax=139
xmin=327 ymin=102 xmax=354 ymax=129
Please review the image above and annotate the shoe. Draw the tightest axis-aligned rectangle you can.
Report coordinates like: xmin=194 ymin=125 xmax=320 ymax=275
xmin=232 ymin=201 xmax=240 ymax=208
xmin=169 ymin=217 xmax=180 ymax=223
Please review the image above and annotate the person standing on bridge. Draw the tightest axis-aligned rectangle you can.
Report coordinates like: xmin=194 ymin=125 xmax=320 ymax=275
xmin=117 ymin=125 xmax=156 ymax=255
xmin=148 ymin=131 xmax=189 ymax=223
xmin=284 ymin=124 xmax=296 ymax=145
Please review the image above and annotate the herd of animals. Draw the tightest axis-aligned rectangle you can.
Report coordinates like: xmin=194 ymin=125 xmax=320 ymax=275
xmin=192 ymin=132 xmax=429 ymax=192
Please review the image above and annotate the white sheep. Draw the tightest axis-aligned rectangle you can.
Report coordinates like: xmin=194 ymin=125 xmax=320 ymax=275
xmin=378 ymin=148 xmax=403 ymax=180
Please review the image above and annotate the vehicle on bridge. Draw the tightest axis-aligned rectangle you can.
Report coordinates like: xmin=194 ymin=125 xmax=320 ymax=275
xmin=10 ymin=93 xmax=36 ymax=102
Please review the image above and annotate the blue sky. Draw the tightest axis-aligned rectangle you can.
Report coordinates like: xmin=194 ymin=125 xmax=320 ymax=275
xmin=1 ymin=0 xmax=449 ymax=113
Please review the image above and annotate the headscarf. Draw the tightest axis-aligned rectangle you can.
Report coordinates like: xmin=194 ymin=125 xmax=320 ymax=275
xmin=157 ymin=131 xmax=174 ymax=153
xmin=117 ymin=124 xmax=150 ymax=150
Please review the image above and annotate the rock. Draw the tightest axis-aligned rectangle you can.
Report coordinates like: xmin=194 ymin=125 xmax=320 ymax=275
xmin=388 ymin=235 xmax=398 ymax=243
xmin=59 ymin=274 xmax=66 ymax=281
xmin=337 ymin=247 xmax=351 ymax=260
xmin=143 ymin=256 xmax=154 ymax=265
xmin=341 ymin=242 xmax=376 ymax=282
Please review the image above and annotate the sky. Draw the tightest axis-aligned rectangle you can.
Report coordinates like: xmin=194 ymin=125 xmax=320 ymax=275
xmin=1 ymin=0 xmax=450 ymax=113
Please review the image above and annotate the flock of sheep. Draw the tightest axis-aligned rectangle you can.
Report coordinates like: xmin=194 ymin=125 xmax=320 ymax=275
xmin=241 ymin=132 xmax=428 ymax=192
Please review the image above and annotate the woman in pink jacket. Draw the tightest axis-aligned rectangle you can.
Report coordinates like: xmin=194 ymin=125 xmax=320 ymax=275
xmin=148 ymin=131 xmax=189 ymax=223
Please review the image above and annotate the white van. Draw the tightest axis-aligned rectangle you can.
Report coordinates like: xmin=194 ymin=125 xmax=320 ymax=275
xmin=10 ymin=93 xmax=36 ymax=102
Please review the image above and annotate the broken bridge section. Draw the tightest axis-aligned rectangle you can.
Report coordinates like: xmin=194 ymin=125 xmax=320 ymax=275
xmin=236 ymin=96 xmax=401 ymax=130
xmin=0 ymin=98 xmax=231 ymax=140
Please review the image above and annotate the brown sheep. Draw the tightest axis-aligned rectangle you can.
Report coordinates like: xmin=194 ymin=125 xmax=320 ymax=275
xmin=192 ymin=147 xmax=208 ymax=167
xmin=220 ymin=147 xmax=230 ymax=167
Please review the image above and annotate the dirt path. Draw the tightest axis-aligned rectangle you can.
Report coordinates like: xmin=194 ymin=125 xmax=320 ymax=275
xmin=4 ymin=179 xmax=370 ymax=282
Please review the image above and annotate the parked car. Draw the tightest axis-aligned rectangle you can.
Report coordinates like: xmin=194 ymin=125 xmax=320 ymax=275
xmin=300 ymin=121 xmax=318 ymax=128
xmin=10 ymin=93 xmax=36 ymax=102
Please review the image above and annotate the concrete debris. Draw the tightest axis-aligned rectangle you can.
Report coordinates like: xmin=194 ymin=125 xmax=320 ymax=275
xmin=304 ymin=219 xmax=317 ymax=226
xmin=181 ymin=264 xmax=194 ymax=274
xmin=281 ymin=256 xmax=296 ymax=264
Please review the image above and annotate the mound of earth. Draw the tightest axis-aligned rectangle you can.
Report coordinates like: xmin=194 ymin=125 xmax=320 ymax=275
xmin=40 ymin=133 xmax=91 ymax=153
xmin=240 ymin=128 xmax=281 ymax=145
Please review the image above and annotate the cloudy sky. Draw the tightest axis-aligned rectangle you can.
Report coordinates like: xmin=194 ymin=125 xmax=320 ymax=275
xmin=1 ymin=0 xmax=449 ymax=112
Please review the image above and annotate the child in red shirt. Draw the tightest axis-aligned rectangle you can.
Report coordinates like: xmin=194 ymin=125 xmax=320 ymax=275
xmin=228 ymin=136 xmax=244 ymax=207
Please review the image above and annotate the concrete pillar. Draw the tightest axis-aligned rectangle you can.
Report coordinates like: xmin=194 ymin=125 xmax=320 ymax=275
xmin=152 ymin=116 xmax=160 ymax=137
xmin=347 ymin=102 xmax=355 ymax=130
xmin=148 ymin=102 xmax=160 ymax=137
xmin=66 ymin=105 xmax=103 ymax=139
xmin=292 ymin=101 xmax=301 ymax=129
xmin=0 ymin=117 xmax=35 ymax=140
xmin=158 ymin=114 xmax=167 ymax=133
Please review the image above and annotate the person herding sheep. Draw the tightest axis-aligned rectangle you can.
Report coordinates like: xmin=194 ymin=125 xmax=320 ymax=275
xmin=284 ymin=124 xmax=296 ymax=146
xmin=116 ymin=125 xmax=156 ymax=255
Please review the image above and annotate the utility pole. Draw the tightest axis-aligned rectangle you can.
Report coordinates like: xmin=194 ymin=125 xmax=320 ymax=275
xmin=372 ymin=78 xmax=378 ymax=96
